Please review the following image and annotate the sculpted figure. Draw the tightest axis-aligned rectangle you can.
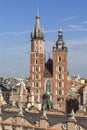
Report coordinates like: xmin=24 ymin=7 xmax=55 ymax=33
xmin=19 ymin=81 xmax=27 ymax=95
xmin=17 ymin=78 xmax=27 ymax=95
xmin=42 ymin=91 xmax=53 ymax=110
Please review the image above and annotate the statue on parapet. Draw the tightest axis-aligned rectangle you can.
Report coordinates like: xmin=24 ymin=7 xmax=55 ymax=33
xmin=17 ymin=78 xmax=27 ymax=95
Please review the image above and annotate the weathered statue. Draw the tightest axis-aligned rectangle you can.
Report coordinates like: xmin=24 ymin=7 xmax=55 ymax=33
xmin=42 ymin=91 xmax=53 ymax=110
xmin=17 ymin=78 xmax=27 ymax=95
xmin=19 ymin=81 xmax=27 ymax=95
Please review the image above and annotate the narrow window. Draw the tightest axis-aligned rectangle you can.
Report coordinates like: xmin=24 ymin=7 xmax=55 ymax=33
xmin=59 ymin=66 xmax=62 ymax=72
xmin=36 ymin=82 xmax=38 ymax=87
xmin=59 ymin=74 xmax=61 ymax=79
xmin=58 ymin=56 xmax=62 ymax=62
xmin=36 ymin=60 xmax=37 ymax=64
xmin=59 ymin=90 xmax=62 ymax=95
xmin=36 ymin=75 xmax=38 ymax=79
xmin=36 ymin=66 xmax=38 ymax=72
xmin=59 ymin=82 xmax=61 ymax=87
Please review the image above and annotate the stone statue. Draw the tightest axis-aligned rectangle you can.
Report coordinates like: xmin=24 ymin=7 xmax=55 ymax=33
xmin=42 ymin=91 xmax=53 ymax=110
xmin=17 ymin=78 xmax=27 ymax=95
xmin=0 ymin=88 xmax=6 ymax=105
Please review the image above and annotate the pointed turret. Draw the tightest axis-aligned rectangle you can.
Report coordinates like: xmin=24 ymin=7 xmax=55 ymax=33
xmin=31 ymin=9 xmax=44 ymax=40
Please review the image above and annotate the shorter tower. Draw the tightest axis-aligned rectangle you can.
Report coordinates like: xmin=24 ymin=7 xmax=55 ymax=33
xmin=53 ymin=29 xmax=68 ymax=111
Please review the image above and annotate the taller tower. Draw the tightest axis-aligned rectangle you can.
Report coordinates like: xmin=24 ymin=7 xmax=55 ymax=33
xmin=53 ymin=29 xmax=68 ymax=112
xmin=30 ymin=11 xmax=45 ymax=103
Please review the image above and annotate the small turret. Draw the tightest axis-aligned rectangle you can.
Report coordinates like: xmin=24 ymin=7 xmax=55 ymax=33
xmin=53 ymin=28 xmax=67 ymax=51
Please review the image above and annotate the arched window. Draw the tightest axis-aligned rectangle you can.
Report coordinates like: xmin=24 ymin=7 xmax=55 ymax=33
xmin=58 ymin=56 xmax=62 ymax=62
xmin=36 ymin=66 xmax=38 ymax=72
xmin=59 ymin=82 xmax=61 ymax=87
xmin=59 ymin=90 xmax=62 ymax=95
xmin=45 ymin=80 xmax=52 ymax=93
xmin=59 ymin=66 xmax=62 ymax=72
xmin=36 ymin=82 xmax=38 ymax=87
xmin=59 ymin=74 xmax=61 ymax=79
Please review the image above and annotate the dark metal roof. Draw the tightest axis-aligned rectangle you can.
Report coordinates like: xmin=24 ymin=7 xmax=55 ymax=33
xmin=45 ymin=58 xmax=53 ymax=77
xmin=0 ymin=84 xmax=10 ymax=91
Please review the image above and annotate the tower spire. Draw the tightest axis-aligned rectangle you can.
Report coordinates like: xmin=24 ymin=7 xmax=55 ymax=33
xmin=31 ymin=0 xmax=44 ymax=40
xmin=36 ymin=0 xmax=39 ymax=17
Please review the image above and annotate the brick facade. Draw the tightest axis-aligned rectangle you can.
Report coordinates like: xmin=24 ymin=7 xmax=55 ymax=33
xmin=30 ymin=13 xmax=68 ymax=112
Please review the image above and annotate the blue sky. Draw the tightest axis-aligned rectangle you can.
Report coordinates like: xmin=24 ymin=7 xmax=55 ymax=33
xmin=0 ymin=0 xmax=87 ymax=78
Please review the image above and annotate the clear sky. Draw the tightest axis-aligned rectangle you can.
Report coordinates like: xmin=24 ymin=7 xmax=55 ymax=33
xmin=0 ymin=0 xmax=87 ymax=78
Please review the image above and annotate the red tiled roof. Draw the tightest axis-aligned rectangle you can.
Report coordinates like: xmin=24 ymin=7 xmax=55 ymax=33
xmin=0 ymin=121 xmax=61 ymax=130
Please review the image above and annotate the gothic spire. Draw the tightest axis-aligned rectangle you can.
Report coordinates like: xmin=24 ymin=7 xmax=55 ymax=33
xmin=31 ymin=5 xmax=44 ymax=40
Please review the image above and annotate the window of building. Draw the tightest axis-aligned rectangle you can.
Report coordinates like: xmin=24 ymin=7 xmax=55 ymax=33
xmin=59 ymin=66 xmax=62 ymax=72
xmin=36 ymin=82 xmax=38 ymax=87
xmin=36 ymin=75 xmax=38 ymax=79
xmin=58 ymin=56 xmax=62 ymax=62
xmin=36 ymin=66 xmax=38 ymax=72
xmin=35 ymin=59 xmax=37 ymax=64
xmin=45 ymin=80 xmax=52 ymax=93
xmin=57 ymin=98 xmax=61 ymax=102
xmin=59 ymin=74 xmax=61 ymax=79
xmin=59 ymin=82 xmax=61 ymax=87
xmin=59 ymin=90 xmax=62 ymax=95
xmin=36 ymin=52 xmax=38 ymax=57
xmin=59 ymin=104 xmax=61 ymax=108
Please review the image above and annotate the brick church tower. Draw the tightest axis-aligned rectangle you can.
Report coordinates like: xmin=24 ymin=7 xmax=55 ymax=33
xmin=29 ymin=10 xmax=69 ymax=112
xmin=53 ymin=29 xmax=68 ymax=111
xmin=30 ymin=11 xmax=45 ymax=103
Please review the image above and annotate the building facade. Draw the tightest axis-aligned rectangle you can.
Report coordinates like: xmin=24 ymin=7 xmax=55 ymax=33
xmin=30 ymin=12 xmax=69 ymax=112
